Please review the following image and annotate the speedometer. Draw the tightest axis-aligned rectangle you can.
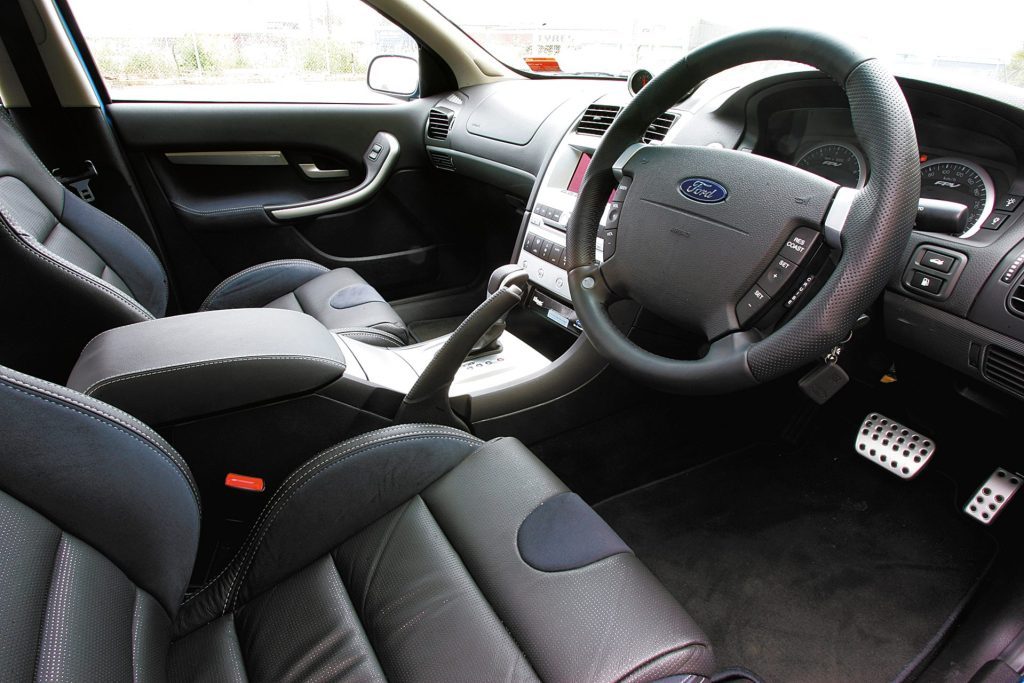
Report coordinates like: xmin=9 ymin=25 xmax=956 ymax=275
xmin=795 ymin=142 xmax=865 ymax=189
xmin=919 ymin=158 xmax=994 ymax=237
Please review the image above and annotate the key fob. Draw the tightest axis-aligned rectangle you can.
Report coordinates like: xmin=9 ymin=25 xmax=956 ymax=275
xmin=798 ymin=362 xmax=849 ymax=405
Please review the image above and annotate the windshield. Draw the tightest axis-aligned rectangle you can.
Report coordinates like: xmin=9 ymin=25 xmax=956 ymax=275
xmin=427 ymin=0 xmax=1024 ymax=90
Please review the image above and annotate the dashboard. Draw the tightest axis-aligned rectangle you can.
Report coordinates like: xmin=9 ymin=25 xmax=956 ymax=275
xmin=421 ymin=68 xmax=1024 ymax=403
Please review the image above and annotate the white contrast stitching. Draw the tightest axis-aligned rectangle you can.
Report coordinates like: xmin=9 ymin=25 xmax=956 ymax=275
xmin=179 ymin=428 xmax=471 ymax=610
xmin=200 ymin=259 xmax=328 ymax=311
xmin=84 ymin=354 xmax=346 ymax=395
xmin=226 ymin=432 xmax=480 ymax=610
xmin=220 ymin=425 xmax=479 ymax=610
xmin=335 ymin=327 xmax=405 ymax=347
xmin=0 ymin=213 xmax=154 ymax=320
xmin=171 ymin=202 xmax=264 ymax=216
xmin=0 ymin=375 xmax=201 ymax=511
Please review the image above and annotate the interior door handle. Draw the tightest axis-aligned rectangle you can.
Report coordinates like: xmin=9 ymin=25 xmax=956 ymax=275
xmin=266 ymin=132 xmax=399 ymax=221
xmin=298 ymin=163 xmax=350 ymax=180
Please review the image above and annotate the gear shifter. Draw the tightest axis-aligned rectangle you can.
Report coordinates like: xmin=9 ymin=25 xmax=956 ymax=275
xmin=470 ymin=264 xmax=530 ymax=355
xmin=397 ymin=265 xmax=528 ymax=428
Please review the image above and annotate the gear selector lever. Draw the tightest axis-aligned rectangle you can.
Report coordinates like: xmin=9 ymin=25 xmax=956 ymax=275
xmin=396 ymin=265 xmax=528 ymax=428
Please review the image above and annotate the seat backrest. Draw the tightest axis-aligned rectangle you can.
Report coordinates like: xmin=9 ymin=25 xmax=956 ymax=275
xmin=0 ymin=110 xmax=168 ymax=381
xmin=0 ymin=364 xmax=198 ymax=679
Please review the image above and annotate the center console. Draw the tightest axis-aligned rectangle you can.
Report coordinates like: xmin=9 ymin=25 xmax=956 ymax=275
xmin=517 ymin=143 xmax=610 ymax=318
xmin=515 ymin=102 xmax=680 ymax=335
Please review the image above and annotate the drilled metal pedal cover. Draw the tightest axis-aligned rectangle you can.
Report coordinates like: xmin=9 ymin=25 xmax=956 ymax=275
xmin=965 ymin=468 xmax=1022 ymax=524
xmin=854 ymin=413 xmax=935 ymax=479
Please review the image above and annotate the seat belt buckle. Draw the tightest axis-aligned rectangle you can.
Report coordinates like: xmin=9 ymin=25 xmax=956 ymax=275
xmin=225 ymin=473 xmax=266 ymax=492
xmin=52 ymin=159 xmax=98 ymax=203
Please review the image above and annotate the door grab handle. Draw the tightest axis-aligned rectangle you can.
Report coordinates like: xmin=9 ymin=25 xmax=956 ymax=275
xmin=299 ymin=163 xmax=350 ymax=179
xmin=267 ymin=132 xmax=399 ymax=221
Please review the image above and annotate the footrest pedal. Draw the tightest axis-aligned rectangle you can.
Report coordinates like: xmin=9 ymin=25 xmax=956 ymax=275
xmin=965 ymin=468 xmax=1021 ymax=524
xmin=854 ymin=413 xmax=935 ymax=479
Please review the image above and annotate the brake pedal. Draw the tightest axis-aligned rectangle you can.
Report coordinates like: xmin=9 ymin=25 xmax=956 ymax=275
xmin=965 ymin=468 xmax=1022 ymax=524
xmin=854 ymin=413 xmax=935 ymax=479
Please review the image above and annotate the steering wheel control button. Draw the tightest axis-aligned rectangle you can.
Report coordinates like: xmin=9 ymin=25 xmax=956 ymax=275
xmin=919 ymin=250 xmax=955 ymax=273
xmin=606 ymin=202 xmax=622 ymax=228
xmin=785 ymin=275 xmax=816 ymax=308
xmin=757 ymin=255 xmax=798 ymax=297
xmin=781 ymin=227 xmax=820 ymax=265
xmin=611 ymin=176 xmax=632 ymax=203
xmin=736 ymin=286 xmax=771 ymax=326
xmin=601 ymin=229 xmax=617 ymax=258
xmin=908 ymin=270 xmax=944 ymax=295
xmin=982 ymin=212 xmax=1011 ymax=230
xmin=997 ymin=194 xmax=1022 ymax=212
xmin=855 ymin=413 xmax=935 ymax=480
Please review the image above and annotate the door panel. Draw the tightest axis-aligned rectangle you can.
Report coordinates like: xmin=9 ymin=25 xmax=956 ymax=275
xmin=110 ymin=102 xmax=510 ymax=309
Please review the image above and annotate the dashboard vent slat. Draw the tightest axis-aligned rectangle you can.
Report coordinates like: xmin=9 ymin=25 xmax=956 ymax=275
xmin=1009 ymin=281 xmax=1024 ymax=317
xmin=983 ymin=346 xmax=1024 ymax=396
xmin=642 ymin=113 xmax=678 ymax=143
xmin=575 ymin=104 xmax=622 ymax=136
xmin=575 ymin=104 xmax=678 ymax=143
xmin=428 ymin=151 xmax=455 ymax=171
xmin=427 ymin=107 xmax=454 ymax=140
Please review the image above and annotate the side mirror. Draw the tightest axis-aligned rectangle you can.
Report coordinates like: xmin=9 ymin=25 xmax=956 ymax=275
xmin=367 ymin=55 xmax=419 ymax=98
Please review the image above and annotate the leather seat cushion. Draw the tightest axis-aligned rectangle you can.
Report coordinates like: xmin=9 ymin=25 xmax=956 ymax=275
xmin=171 ymin=429 xmax=715 ymax=682
xmin=201 ymin=260 xmax=409 ymax=346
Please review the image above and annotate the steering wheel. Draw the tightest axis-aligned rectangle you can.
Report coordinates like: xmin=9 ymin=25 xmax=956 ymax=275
xmin=566 ymin=29 xmax=920 ymax=394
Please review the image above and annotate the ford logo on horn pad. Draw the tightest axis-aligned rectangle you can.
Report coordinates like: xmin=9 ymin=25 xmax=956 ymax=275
xmin=679 ymin=178 xmax=728 ymax=204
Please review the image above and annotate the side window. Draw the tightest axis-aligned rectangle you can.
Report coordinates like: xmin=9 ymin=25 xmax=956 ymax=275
xmin=66 ymin=0 xmax=418 ymax=103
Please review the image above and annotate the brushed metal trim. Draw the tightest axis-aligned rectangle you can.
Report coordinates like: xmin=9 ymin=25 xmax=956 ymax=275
xmin=165 ymin=151 xmax=288 ymax=166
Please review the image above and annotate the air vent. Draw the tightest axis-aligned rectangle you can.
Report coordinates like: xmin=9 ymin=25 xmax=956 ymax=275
xmin=428 ymin=151 xmax=455 ymax=171
xmin=427 ymin=107 xmax=454 ymax=140
xmin=643 ymin=113 xmax=678 ymax=143
xmin=1008 ymin=280 xmax=1024 ymax=317
xmin=575 ymin=104 xmax=621 ymax=136
xmin=983 ymin=346 xmax=1024 ymax=396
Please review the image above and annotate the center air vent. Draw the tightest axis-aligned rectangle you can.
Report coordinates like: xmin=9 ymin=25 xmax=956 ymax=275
xmin=427 ymin=107 xmax=454 ymax=140
xmin=575 ymin=104 xmax=677 ymax=143
xmin=983 ymin=346 xmax=1024 ymax=397
xmin=575 ymin=104 xmax=622 ymax=136
xmin=642 ymin=113 xmax=678 ymax=143
xmin=1008 ymin=280 xmax=1024 ymax=317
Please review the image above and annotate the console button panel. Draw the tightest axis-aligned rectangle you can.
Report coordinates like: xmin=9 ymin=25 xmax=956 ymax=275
xmin=902 ymin=245 xmax=968 ymax=300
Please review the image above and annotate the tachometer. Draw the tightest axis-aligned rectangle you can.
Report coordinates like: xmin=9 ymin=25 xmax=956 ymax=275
xmin=795 ymin=142 xmax=865 ymax=189
xmin=919 ymin=158 xmax=994 ymax=237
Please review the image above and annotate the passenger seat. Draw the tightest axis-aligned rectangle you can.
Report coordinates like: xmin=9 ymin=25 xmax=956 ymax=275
xmin=0 ymin=110 xmax=409 ymax=381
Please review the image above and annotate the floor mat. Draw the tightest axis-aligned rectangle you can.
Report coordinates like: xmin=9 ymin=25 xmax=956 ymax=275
xmin=595 ymin=444 xmax=997 ymax=683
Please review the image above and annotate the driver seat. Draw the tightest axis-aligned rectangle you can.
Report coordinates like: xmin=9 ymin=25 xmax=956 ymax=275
xmin=0 ymin=365 xmax=715 ymax=682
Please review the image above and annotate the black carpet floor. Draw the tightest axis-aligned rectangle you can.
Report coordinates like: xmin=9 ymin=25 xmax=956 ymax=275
xmin=595 ymin=443 xmax=996 ymax=683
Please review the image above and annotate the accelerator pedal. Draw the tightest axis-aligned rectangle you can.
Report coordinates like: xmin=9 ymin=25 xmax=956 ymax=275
xmin=854 ymin=413 xmax=935 ymax=479
xmin=965 ymin=468 xmax=1022 ymax=524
